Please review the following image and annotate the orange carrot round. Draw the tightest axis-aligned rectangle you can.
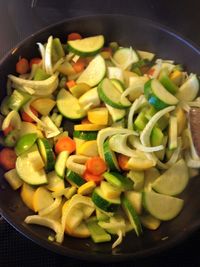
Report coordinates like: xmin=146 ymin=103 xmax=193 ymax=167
xmin=83 ymin=171 xmax=103 ymax=184
xmin=86 ymin=157 xmax=107 ymax=176
xmin=0 ymin=148 xmax=17 ymax=170
xmin=117 ymin=154 xmax=130 ymax=171
xmin=55 ymin=136 xmax=76 ymax=155
xmin=21 ymin=106 xmax=38 ymax=123
xmin=67 ymin=32 xmax=82 ymax=41
xmin=16 ymin=58 xmax=29 ymax=74
xmin=30 ymin=58 xmax=42 ymax=68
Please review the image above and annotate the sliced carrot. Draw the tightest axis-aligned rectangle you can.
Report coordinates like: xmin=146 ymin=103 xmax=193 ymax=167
xmin=55 ymin=136 xmax=76 ymax=155
xmin=67 ymin=32 xmax=82 ymax=41
xmin=16 ymin=58 xmax=29 ymax=74
xmin=30 ymin=58 xmax=42 ymax=68
xmin=66 ymin=80 xmax=76 ymax=89
xmin=3 ymin=125 xmax=14 ymax=136
xmin=83 ymin=171 xmax=103 ymax=184
xmin=21 ymin=106 xmax=38 ymax=123
xmin=0 ymin=148 xmax=17 ymax=170
xmin=86 ymin=157 xmax=107 ymax=176
xmin=72 ymin=58 xmax=86 ymax=73
xmin=117 ymin=154 xmax=130 ymax=171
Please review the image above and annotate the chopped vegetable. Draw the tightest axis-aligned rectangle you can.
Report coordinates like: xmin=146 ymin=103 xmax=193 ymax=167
xmin=0 ymin=148 xmax=17 ymax=170
xmin=0 ymin=33 xmax=199 ymax=249
xmin=86 ymin=157 xmax=107 ymax=175
xmin=16 ymin=58 xmax=29 ymax=74
xmin=67 ymin=32 xmax=82 ymax=41
xmin=55 ymin=136 xmax=76 ymax=155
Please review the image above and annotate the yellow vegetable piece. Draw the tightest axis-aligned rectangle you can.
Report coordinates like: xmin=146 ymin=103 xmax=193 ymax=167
xmin=74 ymin=137 xmax=86 ymax=154
xmin=65 ymin=222 xmax=90 ymax=238
xmin=33 ymin=187 xmax=54 ymax=212
xmin=39 ymin=197 xmax=62 ymax=216
xmin=20 ymin=183 xmax=36 ymax=211
xmin=69 ymin=83 xmax=91 ymax=98
xmin=78 ymin=140 xmax=99 ymax=157
xmin=127 ymin=151 xmax=156 ymax=171
xmin=78 ymin=181 xmax=96 ymax=195
xmin=31 ymin=98 xmax=56 ymax=116
xmin=170 ymin=70 xmax=183 ymax=86
xmin=61 ymin=194 xmax=94 ymax=238
xmin=4 ymin=169 xmax=23 ymax=190
xmin=87 ymin=107 xmax=109 ymax=125
xmin=46 ymin=171 xmax=65 ymax=192
xmin=28 ymin=150 xmax=45 ymax=170
xmin=74 ymin=124 xmax=105 ymax=131
xmin=173 ymin=106 xmax=186 ymax=136
xmin=52 ymin=186 xmax=77 ymax=199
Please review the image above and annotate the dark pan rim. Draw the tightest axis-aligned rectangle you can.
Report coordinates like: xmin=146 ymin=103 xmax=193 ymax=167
xmin=1 ymin=13 xmax=200 ymax=262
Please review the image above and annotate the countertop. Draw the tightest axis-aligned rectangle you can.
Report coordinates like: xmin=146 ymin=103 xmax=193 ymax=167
xmin=1 ymin=0 xmax=200 ymax=266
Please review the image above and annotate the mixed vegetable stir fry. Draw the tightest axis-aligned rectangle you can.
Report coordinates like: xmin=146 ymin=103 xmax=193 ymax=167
xmin=1 ymin=32 xmax=200 ymax=248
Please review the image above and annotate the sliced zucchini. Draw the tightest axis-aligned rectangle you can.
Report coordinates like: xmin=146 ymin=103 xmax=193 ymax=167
xmin=57 ymin=88 xmax=86 ymax=120
xmin=55 ymin=151 xmax=69 ymax=178
xmin=159 ymin=69 xmax=178 ymax=94
xmin=73 ymin=131 xmax=97 ymax=141
xmin=37 ymin=138 xmax=55 ymax=172
xmin=67 ymin=35 xmax=104 ymax=56
xmin=98 ymin=78 xmax=130 ymax=109
xmin=87 ymin=220 xmax=111 ymax=243
xmin=144 ymin=79 xmax=178 ymax=110
xmin=16 ymin=154 xmax=47 ymax=185
xmin=125 ymin=191 xmax=142 ymax=215
xmin=103 ymin=139 xmax=120 ymax=171
xmin=121 ymin=195 xmax=142 ymax=236
xmin=100 ymin=181 xmax=122 ymax=199
xmin=113 ymin=48 xmax=139 ymax=68
xmin=152 ymin=159 xmax=189 ymax=196
xmin=92 ymin=187 xmax=120 ymax=212
xmin=105 ymin=103 xmax=126 ymax=122
xmin=176 ymin=74 xmax=199 ymax=101
xmin=168 ymin=116 xmax=178 ymax=150
xmin=143 ymin=191 xmax=184 ymax=221
xmin=76 ymin=55 xmax=106 ymax=87
xmin=103 ymin=172 xmax=133 ymax=191
xmin=8 ymin=90 xmax=31 ymax=111
xmin=66 ymin=170 xmax=85 ymax=187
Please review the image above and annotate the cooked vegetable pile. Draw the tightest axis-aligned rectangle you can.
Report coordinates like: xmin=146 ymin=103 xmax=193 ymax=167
xmin=1 ymin=32 xmax=200 ymax=248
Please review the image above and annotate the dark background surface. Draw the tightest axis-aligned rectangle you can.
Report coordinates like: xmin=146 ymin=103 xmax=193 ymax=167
xmin=1 ymin=0 xmax=200 ymax=266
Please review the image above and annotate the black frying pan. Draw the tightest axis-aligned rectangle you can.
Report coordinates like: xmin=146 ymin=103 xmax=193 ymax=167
xmin=0 ymin=14 xmax=200 ymax=262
